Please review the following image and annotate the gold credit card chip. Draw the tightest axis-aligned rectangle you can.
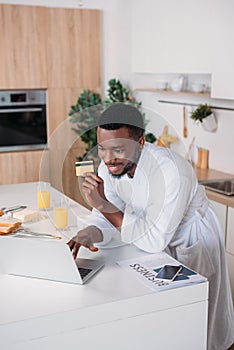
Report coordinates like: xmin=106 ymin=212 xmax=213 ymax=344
xmin=75 ymin=160 xmax=94 ymax=177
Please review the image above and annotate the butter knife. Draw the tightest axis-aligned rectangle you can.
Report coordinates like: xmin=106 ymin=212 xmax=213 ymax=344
xmin=0 ymin=205 xmax=27 ymax=215
xmin=13 ymin=231 xmax=61 ymax=239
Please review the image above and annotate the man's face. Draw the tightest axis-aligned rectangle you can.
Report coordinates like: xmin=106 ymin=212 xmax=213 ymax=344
xmin=97 ymin=126 xmax=144 ymax=178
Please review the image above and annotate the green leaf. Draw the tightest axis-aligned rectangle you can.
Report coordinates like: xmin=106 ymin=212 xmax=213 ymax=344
xmin=190 ymin=104 xmax=212 ymax=122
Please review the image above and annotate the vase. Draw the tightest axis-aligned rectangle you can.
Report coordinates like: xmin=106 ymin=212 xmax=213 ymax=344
xmin=202 ymin=113 xmax=217 ymax=132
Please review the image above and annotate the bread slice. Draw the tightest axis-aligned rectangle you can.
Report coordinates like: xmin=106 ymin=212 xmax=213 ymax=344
xmin=0 ymin=221 xmax=22 ymax=235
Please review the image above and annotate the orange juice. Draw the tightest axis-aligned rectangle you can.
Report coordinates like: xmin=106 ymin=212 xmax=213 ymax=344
xmin=38 ymin=191 xmax=50 ymax=209
xmin=54 ymin=207 xmax=68 ymax=229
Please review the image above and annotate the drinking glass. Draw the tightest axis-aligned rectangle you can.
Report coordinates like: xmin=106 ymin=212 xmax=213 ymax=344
xmin=53 ymin=198 xmax=69 ymax=230
xmin=37 ymin=182 xmax=51 ymax=210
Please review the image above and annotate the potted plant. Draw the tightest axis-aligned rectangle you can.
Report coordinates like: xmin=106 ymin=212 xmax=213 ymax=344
xmin=69 ymin=79 xmax=156 ymax=167
xmin=190 ymin=104 xmax=217 ymax=132
xmin=69 ymin=89 xmax=103 ymax=166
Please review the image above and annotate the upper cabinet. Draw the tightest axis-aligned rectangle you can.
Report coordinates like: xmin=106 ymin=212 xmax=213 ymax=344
xmin=47 ymin=8 xmax=101 ymax=89
xmin=210 ymin=0 xmax=234 ymax=100
xmin=0 ymin=5 xmax=101 ymax=91
xmin=0 ymin=5 xmax=48 ymax=89
xmin=132 ymin=0 xmax=234 ymax=100
xmin=132 ymin=0 xmax=213 ymax=74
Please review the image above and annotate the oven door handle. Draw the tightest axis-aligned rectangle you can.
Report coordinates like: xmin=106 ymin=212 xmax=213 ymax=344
xmin=0 ymin=108 xmax=43 ymax=113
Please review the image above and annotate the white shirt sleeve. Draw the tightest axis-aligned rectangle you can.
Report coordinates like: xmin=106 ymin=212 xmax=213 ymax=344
xmin=85 ymin=208 xmax=118 ymax=245
xmin=84 ymin=161 xmax=125 ymax=246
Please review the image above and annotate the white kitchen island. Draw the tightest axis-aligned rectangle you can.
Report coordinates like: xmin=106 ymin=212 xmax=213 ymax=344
xmin=0 ymin=183 xmax=208 ymax=350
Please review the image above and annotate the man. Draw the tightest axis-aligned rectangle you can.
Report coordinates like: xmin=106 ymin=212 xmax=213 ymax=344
xmin=68 ymin=103 xmax=234 ymax=350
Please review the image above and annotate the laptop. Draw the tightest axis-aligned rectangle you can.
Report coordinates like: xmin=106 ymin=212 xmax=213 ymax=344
xmin=0 ymin=236 xmax=104 ymax=284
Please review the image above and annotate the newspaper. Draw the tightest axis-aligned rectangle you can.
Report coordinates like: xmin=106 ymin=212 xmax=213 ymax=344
xmin=117 ymin=252 xmax=207 ymax=292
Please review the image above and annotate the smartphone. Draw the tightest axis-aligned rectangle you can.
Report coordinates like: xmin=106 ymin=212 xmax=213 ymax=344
xmin=156 ymin=265 xmax=182 ymax=281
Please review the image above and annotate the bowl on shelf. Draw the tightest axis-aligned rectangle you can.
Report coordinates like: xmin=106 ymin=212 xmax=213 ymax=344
xmin=191 ymin=82 xmax=206 ymax=93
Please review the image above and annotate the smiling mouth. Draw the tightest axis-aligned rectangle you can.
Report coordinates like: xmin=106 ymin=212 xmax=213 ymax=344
xmin=106 ymin=161 xmax=136 ymax=178
xmin=106 ymin=163 xmax=123 ymax=171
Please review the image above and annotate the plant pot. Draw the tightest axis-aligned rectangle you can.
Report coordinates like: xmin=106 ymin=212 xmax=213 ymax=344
xmin=202 ymin=113 xmax=217 ymax=132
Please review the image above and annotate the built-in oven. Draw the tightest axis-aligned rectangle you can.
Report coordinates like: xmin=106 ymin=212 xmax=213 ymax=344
xmin=0 ymin=90 xmax=47 ymax=152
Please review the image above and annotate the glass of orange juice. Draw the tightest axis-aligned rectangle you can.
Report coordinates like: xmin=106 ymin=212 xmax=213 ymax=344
xmin=53 ymin=198 xmax=69 ymax=230
xmin=37 ymin=182 xmax=51 ymax=210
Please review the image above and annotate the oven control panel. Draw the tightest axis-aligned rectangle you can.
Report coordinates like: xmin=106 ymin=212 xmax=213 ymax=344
xmin=0 ymin=90 xmax=46 ymax=106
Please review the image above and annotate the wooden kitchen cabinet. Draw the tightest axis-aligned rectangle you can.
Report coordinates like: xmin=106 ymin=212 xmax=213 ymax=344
xmin=47 ymin=88 xmax=89 ymax=206
xmin=47 ymin=87 xmax=85 ymax=135
xmin=0 ymin=4 xmax=48 ymax=89
xmin=47 ymin=8 xmax=101 ymax=89
xmin=0 ymin=5 xmax=100 ymax=90
xmin=0 ymin=150 xmax=48 ymax=185
xmin=45 ymin=8 xmax=101 ymax=203
xmin=0 ymin=4 xmax=101 ymax=193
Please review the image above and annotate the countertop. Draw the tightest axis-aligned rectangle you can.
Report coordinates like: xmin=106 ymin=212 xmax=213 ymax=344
xmin=194 ymin=166 xmax=234 ymax=208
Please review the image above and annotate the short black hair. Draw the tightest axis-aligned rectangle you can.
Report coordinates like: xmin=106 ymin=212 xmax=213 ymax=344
xmin=98 ymin=103 xmax=144 ymax=139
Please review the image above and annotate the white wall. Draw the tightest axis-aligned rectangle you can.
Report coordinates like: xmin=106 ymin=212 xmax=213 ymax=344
xmin=1 ymin=0 xmax=234 ymax=174
xmin=134 ymin=91 xmax=234 ymax=174
xmin=130 ymin=0 xmax=234 ymax=175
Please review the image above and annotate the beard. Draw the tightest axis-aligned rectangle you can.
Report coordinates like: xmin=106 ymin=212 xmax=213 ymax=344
xmin=108 ymin=161 xmax=136 ymax=178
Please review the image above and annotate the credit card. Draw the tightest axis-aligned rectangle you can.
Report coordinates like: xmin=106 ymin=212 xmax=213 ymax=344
xmin=75 ymin=160 xmax=94 ymax=177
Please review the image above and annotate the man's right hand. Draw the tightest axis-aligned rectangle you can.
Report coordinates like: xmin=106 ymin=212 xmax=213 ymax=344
xmin=82 ymin=173 xmax=107 ymax=211
xmin=67 ymin=226 xmax=103 ymax=259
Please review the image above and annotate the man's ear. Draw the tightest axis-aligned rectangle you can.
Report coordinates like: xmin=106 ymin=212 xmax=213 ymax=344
xmin=139 ymin=136 xmax=145 ymax=147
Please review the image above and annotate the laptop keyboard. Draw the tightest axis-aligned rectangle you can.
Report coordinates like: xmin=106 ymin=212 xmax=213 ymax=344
xmin=78 ymin=267 xmax=92 ymax=279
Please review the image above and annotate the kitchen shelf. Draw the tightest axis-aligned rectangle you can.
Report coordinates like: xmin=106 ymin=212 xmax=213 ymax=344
xmin=134 ymin=88 xmax=211 ymax=98
xmin=134 ymin=88 xmax=234 ymax=111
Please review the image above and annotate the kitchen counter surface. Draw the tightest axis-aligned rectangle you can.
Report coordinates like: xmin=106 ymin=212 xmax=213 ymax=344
xmin=194 ymin=166 xmax=234 ymax=208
